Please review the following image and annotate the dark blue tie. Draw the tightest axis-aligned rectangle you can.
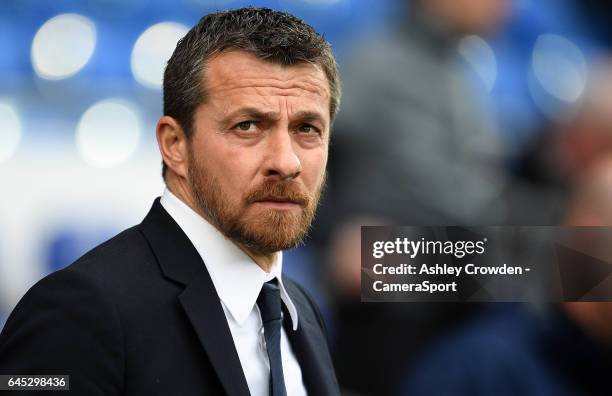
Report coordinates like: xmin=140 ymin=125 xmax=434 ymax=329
xmin=257 ymin=279 xmax=287 ymax=396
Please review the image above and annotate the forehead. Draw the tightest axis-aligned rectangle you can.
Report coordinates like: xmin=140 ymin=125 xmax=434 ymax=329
xmin=204 ymin=50 xmax=330 ymax=113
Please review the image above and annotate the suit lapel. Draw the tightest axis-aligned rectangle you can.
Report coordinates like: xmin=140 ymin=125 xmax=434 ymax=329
xmin=139 ymin=199 xmax=250 ymax=396
xmin=283 ymin=280 xmax=341 ymax=396
xmin=179 ymin=271 xmax=251 ymax=396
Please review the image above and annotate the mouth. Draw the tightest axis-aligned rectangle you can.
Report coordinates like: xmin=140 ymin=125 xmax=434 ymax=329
xmin=252 ymin=196 xmax=304 ymax=209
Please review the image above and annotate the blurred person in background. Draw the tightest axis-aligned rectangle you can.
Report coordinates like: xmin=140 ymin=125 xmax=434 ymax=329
xmin=314 ymin=1 xmax=528 ymax=394
xmin=401 ymin=157 xmax=612 ymax=396
xmin=517 ymin=57 xmax=612 ymax=204
xmin=322 ymin=0 xmax=513 ymax=229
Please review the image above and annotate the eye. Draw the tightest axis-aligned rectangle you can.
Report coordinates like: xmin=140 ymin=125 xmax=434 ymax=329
xmin=235 ymin=121 xmax=258 ymax=132
xmin=298 ymin=124 xmax=320 ymax=134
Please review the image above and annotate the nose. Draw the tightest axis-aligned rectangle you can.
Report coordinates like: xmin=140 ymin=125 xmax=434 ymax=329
xmin=263 ymin=128 xmax=301 ymax=180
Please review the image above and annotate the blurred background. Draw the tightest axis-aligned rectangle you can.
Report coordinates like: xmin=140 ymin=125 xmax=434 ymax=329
xmin=3 ymin=0 xmax=612 ymax=395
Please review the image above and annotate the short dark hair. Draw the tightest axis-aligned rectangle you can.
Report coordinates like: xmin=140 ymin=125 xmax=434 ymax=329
xmin=161 ymin=7 xmax=341 ymax=180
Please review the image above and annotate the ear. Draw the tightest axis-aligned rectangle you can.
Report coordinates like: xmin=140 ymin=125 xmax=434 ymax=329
xmin=156 ymin=116 xmax=189 ymax=179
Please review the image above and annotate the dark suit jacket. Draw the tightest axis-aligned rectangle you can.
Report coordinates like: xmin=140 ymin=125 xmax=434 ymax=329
xmin=0 ymin=199 xmax=340 ymax=395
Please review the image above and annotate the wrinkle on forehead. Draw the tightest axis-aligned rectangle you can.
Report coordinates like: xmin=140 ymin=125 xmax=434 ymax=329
xmin=212 ymin=78 xmax=327 ymax=99
xmin=205 ymin=51 xmax=330 ymax=102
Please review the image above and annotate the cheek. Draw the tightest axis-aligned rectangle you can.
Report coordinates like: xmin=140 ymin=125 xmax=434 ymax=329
xmin=192 ymin=139 xmax=247 ymax=189
xmin=299 ymin=148 xmax=328 ymax=187
xmin=215 ymin=146 xmax=265 ymax=195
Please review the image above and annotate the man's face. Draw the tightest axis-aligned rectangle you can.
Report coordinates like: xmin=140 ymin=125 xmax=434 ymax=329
xmin=186 ymin=50 xmax=330 ymax=255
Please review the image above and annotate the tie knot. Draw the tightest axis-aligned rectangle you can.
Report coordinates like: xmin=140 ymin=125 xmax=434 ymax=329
xmin=257 ymin=279 xmax=282 ymax=323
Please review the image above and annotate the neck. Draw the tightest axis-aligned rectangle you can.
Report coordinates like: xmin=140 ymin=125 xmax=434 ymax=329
xmin=166 ymin=176 xmax=277 ymax=273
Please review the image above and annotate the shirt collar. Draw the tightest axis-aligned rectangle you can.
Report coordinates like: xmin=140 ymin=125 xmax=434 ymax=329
xmin=160 ymin=187 xmax=298 ymax=330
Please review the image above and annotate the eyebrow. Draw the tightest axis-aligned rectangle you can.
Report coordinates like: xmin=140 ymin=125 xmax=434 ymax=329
xmin=292 ymin=110 xmax=326 ymax=126
xmin=219 ymin=107 xmax=279 ymax=127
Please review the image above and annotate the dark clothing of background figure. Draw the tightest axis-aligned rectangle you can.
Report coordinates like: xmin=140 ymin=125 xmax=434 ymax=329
xmin=0 ymin=199 xmax=340 ymax=396
xmin=402 ymin=304 xmax=612 ymax=396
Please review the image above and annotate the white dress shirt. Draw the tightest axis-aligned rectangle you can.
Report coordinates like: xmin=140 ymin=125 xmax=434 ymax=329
xmin=160 ymin=188 xmax=308 ymax=396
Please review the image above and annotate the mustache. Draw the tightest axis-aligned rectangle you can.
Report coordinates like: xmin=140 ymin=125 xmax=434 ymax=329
xmin=246 ymin=180 xmax=310 ymax=206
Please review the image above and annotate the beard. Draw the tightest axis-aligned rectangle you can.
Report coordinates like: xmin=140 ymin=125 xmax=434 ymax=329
xmin=186 ymin=149 xmax=326 ymax=255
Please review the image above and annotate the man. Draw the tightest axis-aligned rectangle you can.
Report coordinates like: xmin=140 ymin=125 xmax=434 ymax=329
xmin=0 ymin=8 xmax=341 ymax=396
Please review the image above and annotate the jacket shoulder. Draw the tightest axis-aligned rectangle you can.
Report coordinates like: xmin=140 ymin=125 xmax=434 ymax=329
xmin=65 ymin=224 xmax=157 ymax=283
xmin=0 ymin=267 xmax=124 ymax=394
